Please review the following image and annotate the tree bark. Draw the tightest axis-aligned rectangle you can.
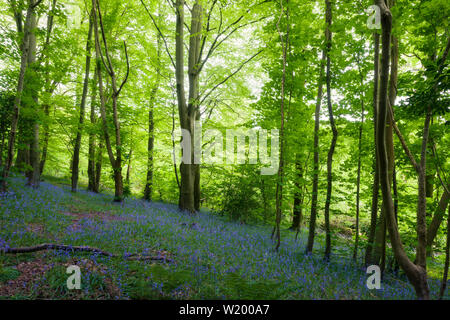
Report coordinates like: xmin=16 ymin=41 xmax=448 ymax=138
xmin=39 ymin=0 xmax=57 ymax=177
xmin=376 ymin=0 xmax=430 ymax=299
xmin=1 ymin=1 xmax=42 ymax=192
xmin=88 ymin=69 xmax=98 ymax=192
xmin=94 ymin=138 xmax=102 ymax=193
xmin=274 ymin=0 xmax=289 ymax=252
xmin=71 ymin=11 xmax=93 ymax=192
xmin=427 ymin=185 xmax=450 ymax=254
xmin=439 ymin=205 xmax=450 ymax=299
xmin=25 ymin=7 xmax=41 ymax=188
xmin=353 ymin=55 xmax=365 ymax=261
xmin=306 ymin=50 xmax=326 ymax=254
xmin=143 ymin=9 xmax=162 ymax=201
xmin=365 ymin=29 xmax=380 ymax=266
xmin=364 ymin=28 xmax=380 ymax=266
xmin=291 ymin=153 xmax=304 ymax=231
xmin=39 ymin=103 xmax=50 ymax=176
xmin=323 ymin=0 xmax=337 ymax=261
xmin=176 ymin=0 xmax=202 ymax=213
xmin=92 ymin=0 xmax=128 ymax=202
xmin=125 ymin=147 xmax=132 ymax=185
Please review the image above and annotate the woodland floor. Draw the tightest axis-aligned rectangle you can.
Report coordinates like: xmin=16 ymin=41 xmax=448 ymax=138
xmin=0 ymin=175 xmax=448 ymax=300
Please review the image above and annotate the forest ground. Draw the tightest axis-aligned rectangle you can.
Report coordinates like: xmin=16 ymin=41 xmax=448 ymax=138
xmin=0 ymin=175 xmax=448 ymax=300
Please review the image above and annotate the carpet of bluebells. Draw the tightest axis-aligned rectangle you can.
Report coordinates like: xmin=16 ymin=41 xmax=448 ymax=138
xmin=0 ymin=176 xmax=448 ymax=300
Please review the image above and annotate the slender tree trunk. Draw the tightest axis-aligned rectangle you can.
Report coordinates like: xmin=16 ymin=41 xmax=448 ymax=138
xmin=176 ymin=0 xmax=202 ymax=213
xmin=306 ymin=50 xmax=326 ymax=254
xmin=15 ymin=125 xmax=30 ymax=174
xmin=376 ymin=0 xmax=430 ymax=299
xmin=94 ymin=138 xmax=102 ymax=193
xmin=38 ymin=0 xmax=57 ymax=177
xmin=26 ymin=5 xmax=41 ymax=188
xmin=427 ymin=185 xmax=450 ymax=254
xmin=439 ymin=205 xmax=450 ymax=299
xmin=87 ymin=69 xmax=98 ymax=191
xmin=372 ymin=19 xmax=398 ymax=269
xmin=393 ymin=162 xmax=398 ymax=222
xmin=1 ymin=1 xmax=39 ymax=192
xmin=125 ymin=148 xmax=132 ymax=185
xmin=39 ymin=103 xmax=50 ymax=176
xmin=193 ymin=108 xmax=201 ymax=211
xmin=92 ymin=0 xmax=128 ymax=202
xmin=176 ymin=0 xmax=191 ymax=212
xmin=260 ymin=177 xmax=268 ymax=223
xmin=365 ymin=24 xmax=380 ymax=267
xmin=71 ymin=12 xmax=93 ymax=192
xmin=323 ymin=0 xmax=337 ymax=261
xmin=291 ymin=153 xmax=304 ymax=231
xmin=0 ymin=132 xmax=4 ymax=168
xmin=353 ymin=70 xmax=365 ymax=261
xmin=144 ymin=101 xmax=155 ymax=201
xmin=144 ymin=14 xmax=162 ymax=201
xmin=274 ymin=0 xmax=289 ymax=252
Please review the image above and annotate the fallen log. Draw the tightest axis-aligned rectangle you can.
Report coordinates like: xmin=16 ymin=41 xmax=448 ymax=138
xmin=0 ymin=243 xmax=173 ymax=263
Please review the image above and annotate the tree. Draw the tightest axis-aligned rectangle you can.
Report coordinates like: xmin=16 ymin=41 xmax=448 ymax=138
xmin=322 ymin=0 xmax=337 ymax=261
xmin=92 ymin=0 xmax=129 ymax=202
xmin=1 ymin=0 xmax=44 ymax=192
xmin=143 ymin=14 xmax=162 ymax=202
xmin=141 ymin=0 xmax=265 ymax=212
xmin=305 ymin=2 xmax=326 ymax=255
xmin=375 ymin=0 xmax=432 ymax=299
xmin=71 ymin=8 xmax=93 ymax=192
xmin=273 ymin=0 xmax=289 ymax=252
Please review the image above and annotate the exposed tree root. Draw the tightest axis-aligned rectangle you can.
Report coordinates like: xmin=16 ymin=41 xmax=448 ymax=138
xmin=1 ymin=244 xmax=173 ymax=263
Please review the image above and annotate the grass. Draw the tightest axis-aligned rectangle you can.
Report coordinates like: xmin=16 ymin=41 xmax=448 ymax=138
xmin=0 ymin=175 xmax=448 ymax=300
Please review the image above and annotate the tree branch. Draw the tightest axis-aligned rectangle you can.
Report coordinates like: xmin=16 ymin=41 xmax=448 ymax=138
xmin=1 ymin=243 xmax=173 ymax=262
xmin=116 ymin=40 xmax=129 ymax=97
xmin=200 ymin=49 xmax=263 ymax=105
xmin=140 ymin=0 xmax=176 ymax=69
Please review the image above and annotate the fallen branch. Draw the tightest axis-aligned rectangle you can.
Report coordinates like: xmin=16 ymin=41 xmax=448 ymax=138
xmin=1 ymin=244 xmax=173 ymax=263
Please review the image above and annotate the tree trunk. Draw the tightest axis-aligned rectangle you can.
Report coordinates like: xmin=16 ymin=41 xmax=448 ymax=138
xmin=323 ymin=0 xmax=337 ymax=261
xmin=439 ymin=205 xmax=450 ymax=299
xmin=274 ymin=0 xmax=289 ymax=252
xmin=94 ymin=138 xmax=102 ymax=193
xmin=176 ymin=0 xmax=202 ymax=213
xmin=372 ymin=19 xmax=398 ymax=269
xmin=376 ymin=0 xmax=430 ymax=299
xmin=427 ymin=185 xmax=450 ymax=255
xmin=88 ymin=69 xmax=98 ymax=192
xmin=125 ymin=148 xmax=132 ymax=185
xmin=373 ymin=207 xmax=387 ymax=272
xmin=306 ymin=50 xmax=326 ymax=254
xmin=71 ymin=12 xmax=93 ymax=192
xmin=15 ymin=121 xmax=31 ymax=174
xmin=25 ymin=7 xmax=40 ymax=188
xmin=39 ymin=103 xmax=50 ymax=176
xmin=1 ymin=1 xmax=40 ymax=192
xmin=291 ymin=153 xmax=304 ymax=231
xmin=144 ymin=14 xmax=162 ymax=202
xmin=353 ymin=62 xmax=365 ymax=261
xmin=38 ymin=0 xmax=57 ymax=177
xmin=365 ymin=29 xmax=380 ymax=266
xmin=92 ymin=0 xmax=128 ymax=202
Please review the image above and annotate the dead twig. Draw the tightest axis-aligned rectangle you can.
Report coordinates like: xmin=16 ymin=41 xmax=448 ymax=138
xmin=1 ymin=244 xmax=173 ymax=263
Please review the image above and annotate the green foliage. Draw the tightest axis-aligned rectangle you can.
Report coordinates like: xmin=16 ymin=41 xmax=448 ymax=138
xmin=219 ymin=168 xmax=261 ymax=222
xmin=43 ymin=264 xmax=111 ymax=300
xmin=0 ymin=265 xmax=21 ymax=283
xmin=223 ymin=272 xmax=282 ymax=300
xmin=126 ymin=264 xmax=192 ymax=300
